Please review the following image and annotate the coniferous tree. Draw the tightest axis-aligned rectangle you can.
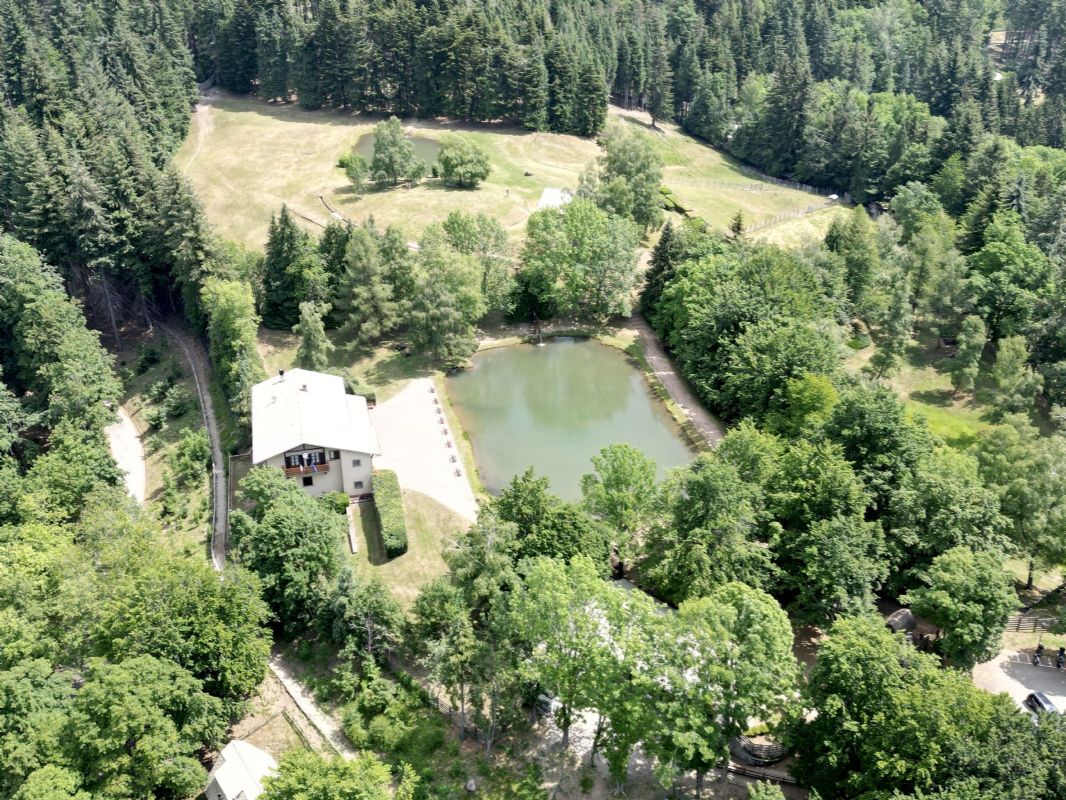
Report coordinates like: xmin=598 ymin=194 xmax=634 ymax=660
xmin=256 ymin=8 xmax=292 ymax=101
xmin=218 ymin=0 xmax=258 ymax=93
xmin=334 ymin=227 xmax=397 ymax=346
xmin=294 ymin=301 xmax=334 ymax=371
xmin=646 ymin=20 xmax=674 ymax=128
xmin=516 ymin=43 xmax=549 ymax=131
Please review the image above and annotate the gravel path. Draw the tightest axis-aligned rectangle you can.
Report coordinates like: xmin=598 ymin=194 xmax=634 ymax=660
xmin=105 ymin=406 xmax=146 ymax=503
xmin=372 ymin=377 xmax=479 ymax=521
xmin=629 ymin=312 xmax=725 ymax=447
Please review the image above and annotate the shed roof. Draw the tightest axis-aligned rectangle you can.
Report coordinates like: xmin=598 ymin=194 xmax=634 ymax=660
xmin=208 ymin=740 xmax=277 ymax=800
xmin=251 ymin=369 xmax=380 ymax=464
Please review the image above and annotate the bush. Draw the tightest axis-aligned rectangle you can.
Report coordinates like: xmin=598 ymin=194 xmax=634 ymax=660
xmin=147 ymin=378 xmax=173 ymax=404
xmin=170 ymin=428 xmax=211 ymax=485
xmin=344 ymin=376 xmax=377 ymax=406
xmin=342 ymin=705 xmax=370 ymax=747
xmin=145 ymin=407 xmax=168 ymax=432
xmin=318 ymin=491 xmax=351 ymax=516
xmin=163 ymin=385 xmax=194 ymax=418
xmin=368 ymin=713 xmax=409 ymax=751
xmin=373 ymin=470 xmax=407 ymax=558
xmin=136 ymin=345 xmax=162 ymax=374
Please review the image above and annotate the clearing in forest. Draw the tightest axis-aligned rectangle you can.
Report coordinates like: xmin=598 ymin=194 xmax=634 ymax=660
xmin=176 ymin=93 xmax=829 ymax=247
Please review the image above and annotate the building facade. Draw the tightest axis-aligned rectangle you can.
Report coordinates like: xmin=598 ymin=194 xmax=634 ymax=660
xmin=251 ymin=368 xmax=380 ymax=498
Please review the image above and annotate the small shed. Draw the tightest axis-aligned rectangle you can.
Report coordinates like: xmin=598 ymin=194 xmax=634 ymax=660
xmin=204 ymin=740 xmax=278 ymax=800
xmin=885 ymin=608 xmax=917 ymax=633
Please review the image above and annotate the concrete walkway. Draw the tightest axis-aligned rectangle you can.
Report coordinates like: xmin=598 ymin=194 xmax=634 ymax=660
xmin=371 ymin=378 xmax=479 ymax=521
xmin=629 ymin=312 xmax=725 ymax=446
xmin=269 ymin=654 xmax=356 ymax=759
xmin=105 ymin=406 xmax=146 ymax=503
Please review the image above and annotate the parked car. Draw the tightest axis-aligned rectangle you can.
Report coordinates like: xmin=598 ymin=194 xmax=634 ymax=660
xmin=1024 ymin=692 xmax=1058 ymax=714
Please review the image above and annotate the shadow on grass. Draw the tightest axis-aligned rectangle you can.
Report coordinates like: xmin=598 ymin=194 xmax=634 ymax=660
xmin=363 ymin=349 xmax=437 ymax=386
xmin=357 ymin=501 xmax=389 ymax=566
xmin=911 ymin=388 xmax=956 ymax=407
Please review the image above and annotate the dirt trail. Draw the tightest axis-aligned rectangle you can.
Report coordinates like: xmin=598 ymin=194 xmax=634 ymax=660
xmin=182 ymin=92 xmax=216 ymax=174
xmin=629 ymin=311 xmax=725 ymax=446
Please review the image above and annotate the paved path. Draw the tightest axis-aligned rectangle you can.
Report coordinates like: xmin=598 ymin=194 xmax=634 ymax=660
xmin=105 ymin=406 xmax=146 ymax=503
xmin=372 ymin=378 xmax=479 ymax=521
xmin=629 ymin=312 xmax=725 ymax=447
xmin=269 ymin=653 xmax=356 ymax=759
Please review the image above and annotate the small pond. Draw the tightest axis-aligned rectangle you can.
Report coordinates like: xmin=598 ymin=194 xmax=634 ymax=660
xmin=354 ymin=132 xmax=440 ymax=164
xmin=446 ymin=338 xmax=695 ymax=501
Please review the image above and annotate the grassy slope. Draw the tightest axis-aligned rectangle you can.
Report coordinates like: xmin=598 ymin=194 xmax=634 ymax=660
xmin=114 ymin=331 xmax=211 ymax=558
xmin=844 ymin=329 xmax=993 ymax=448
xmin=176 ymin=94 xmax=828 ymax=248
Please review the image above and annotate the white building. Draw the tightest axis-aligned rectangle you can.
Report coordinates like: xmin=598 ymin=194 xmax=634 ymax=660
xmin=204 ymin=740 xmax=277 ymax=800
xmin=251 ymin=368 xmax=380 ymax=497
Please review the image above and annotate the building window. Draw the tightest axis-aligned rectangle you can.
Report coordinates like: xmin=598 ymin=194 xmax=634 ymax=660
xmin=354 ymin=480 xmax=364 ymax=490
xmin=352 ymin=458 xmax=362 ymax=467
xmin=303 ymin=476 xmax=313 ymax=487
xmin=329 ymin=450 xmax=340 ymax=460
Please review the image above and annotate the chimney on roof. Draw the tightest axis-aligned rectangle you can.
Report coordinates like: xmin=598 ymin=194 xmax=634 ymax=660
xmin=279 ymin=369 xmax=285 ymax=380
xmin=301 ymin=384 xmax=308 ymax=391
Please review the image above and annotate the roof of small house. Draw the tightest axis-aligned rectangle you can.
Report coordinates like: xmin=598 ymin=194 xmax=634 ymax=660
xmin=207 ymin=740 xmax=277 ymax=800
xmin=251 ymin=368 xmax=380 ymax=464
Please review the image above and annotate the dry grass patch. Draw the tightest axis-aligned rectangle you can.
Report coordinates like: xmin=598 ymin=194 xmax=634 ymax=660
xmin=179 ymin=93 xmax=835 ymax=248
xmin=753 ymin=204 xmax=852 ymax=248
xmin=177 ymin=93 xmax=600 ymax=247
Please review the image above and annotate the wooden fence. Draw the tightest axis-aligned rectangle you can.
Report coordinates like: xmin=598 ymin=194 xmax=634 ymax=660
xmin=385 ymin=653 xmax=488 ymax=742
xmin=745 ymin=199 xmax=839 ymax=232
xmin=1004 ymin=615 xmax=1057 ymax=633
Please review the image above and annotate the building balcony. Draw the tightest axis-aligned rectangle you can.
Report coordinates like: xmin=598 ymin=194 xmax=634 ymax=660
xmin=284 ymin=463 xmax=329 ymax=477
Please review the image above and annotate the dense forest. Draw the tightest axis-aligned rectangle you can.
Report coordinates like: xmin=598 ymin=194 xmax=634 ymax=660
xmin=2 ymin=0 xmax=1066 ymax=797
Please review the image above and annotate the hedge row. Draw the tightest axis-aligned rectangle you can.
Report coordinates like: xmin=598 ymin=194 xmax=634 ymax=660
xmin=373 ymin=469 xmax=408 ymax=558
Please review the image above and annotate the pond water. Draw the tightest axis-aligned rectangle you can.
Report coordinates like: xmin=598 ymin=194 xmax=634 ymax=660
xmin=446 ymin=338 xmax=695 ymax=501
xmin=354 ymin=132 xmax=440 ymax=165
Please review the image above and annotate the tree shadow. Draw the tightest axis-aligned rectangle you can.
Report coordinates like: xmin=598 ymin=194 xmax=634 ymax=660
xmin=910 ymin=388 xmax=956 ymax=407
xmin=363 ymin=349 xmax=437 ymax=386
xmin=357 ymin=501 xmax=389 ymax=566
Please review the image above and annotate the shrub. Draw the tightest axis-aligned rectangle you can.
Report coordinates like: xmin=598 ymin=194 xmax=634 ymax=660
xmin=372 ymin=470 xmax=407 ymax=558
xmin=342 ymin=705 xmax=370 ymax=747
xmin=368 ymin=713 xmax=409 ymax=750
xmin=147 ymin=378 xmax=173 ymax=404
xmin=170 ymin=428 xmax=211 ymax=485
xmin=145 ymin=407 xmax=168 ymax=432
xmin=136 ymin=345 xmax=162 ymax=374
xmin=344 ymin=376 xmax=377 ymax=406
xmin=318 ymin=491 xmax=351 ymax=516
xmin=163 ymin=385 xmax=194 ymax=418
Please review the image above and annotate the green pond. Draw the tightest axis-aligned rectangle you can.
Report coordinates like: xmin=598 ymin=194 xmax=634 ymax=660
xmin=354 ymin=132 xmax=440 ymax=164
xmin=446 ymin=338 xmax=695 ymax=501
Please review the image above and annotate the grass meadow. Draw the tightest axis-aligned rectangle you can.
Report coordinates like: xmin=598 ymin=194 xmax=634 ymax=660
xmin=176 ymin=93 xmax=829 ymax=248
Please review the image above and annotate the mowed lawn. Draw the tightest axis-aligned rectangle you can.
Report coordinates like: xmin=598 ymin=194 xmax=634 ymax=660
xmin=176 ymin=93 xmax=832 ymax=248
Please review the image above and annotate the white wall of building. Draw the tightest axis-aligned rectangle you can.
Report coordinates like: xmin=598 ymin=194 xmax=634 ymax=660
xmin=259 ymin=445 xmax=373 ymax=497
